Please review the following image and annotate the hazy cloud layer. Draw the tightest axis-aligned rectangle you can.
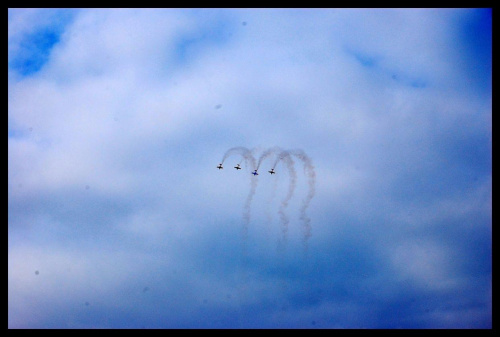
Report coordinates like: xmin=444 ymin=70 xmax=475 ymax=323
xmin=8 ymin=8 xmax=491 ymax=328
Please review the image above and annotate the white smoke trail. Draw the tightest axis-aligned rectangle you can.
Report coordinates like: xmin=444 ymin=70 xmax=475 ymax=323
xmin=243 ymin=174 xmax=258 ymax=240
xmin=221 ymin=146 xmax=256 ymax=170
xmin=289 ymin=149 xmax=316 ymax=254
xmin=256 ymin=146 xmax=282 ymax=171
xmin=220 ymin=147 xmax=315 ymax=256
xmin=265 ymin=171 xmax=279 ymax=235
xmin=221 ymin=147 xmax=256 ymax=327
xmin=272 ymin=150 xmax=297 ymax=247
xmin=221 ymin=147 xmax=257 ymax=243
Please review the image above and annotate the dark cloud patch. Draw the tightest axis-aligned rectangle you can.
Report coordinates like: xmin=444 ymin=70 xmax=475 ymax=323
xmin=457 ymin=9 xmax=492 ymax=93
xmin=8 ymin=9 xmax=77 ymax=76
xmin=10 ymin=29 xmax=60 ymax=75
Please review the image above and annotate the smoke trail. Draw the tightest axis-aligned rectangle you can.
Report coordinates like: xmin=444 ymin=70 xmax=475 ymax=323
xmin=221 ymin=147 xmax=254 ymax=328
xmin=255 ymin=147 xmax=282 ymax=241
xmin=265 ymin=171 xmax=279 ymax=234
xmin=242 ymin=174 xmax=258 ymax=239
xmin=221 ymin=147 xmax=258 ymax=243
xmin=289 ymin=149 xmax=316 ymax=253
xmin=256 ymin=147 xmax=294 ymax=247
xmin=220 ymin=147 xmax=315 ymax=256
xmin=273 ymin=150 xmax=297 ymax=247
xmin=256 ymin=146 xmax=282 ymax=171
xmin=221 ymin=146 xmax=256 ymax=170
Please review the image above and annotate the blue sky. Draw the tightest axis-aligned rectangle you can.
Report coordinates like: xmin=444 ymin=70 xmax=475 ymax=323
xmin=8 ymin=8 xmax=491 ymax=329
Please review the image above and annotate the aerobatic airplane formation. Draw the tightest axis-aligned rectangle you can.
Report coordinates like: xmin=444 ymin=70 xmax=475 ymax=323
xmin=218 ymin=163 xmax=274 ymax=175
xmin=217 ymin=146 xmax=316 ymax=252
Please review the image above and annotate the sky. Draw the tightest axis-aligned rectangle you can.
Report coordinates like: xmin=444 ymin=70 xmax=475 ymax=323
xmin=8 ymin=8 xmax=492 ymax=329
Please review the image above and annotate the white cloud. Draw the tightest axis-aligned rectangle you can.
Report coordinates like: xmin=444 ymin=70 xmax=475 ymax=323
xmin=8 ymin=8 xmax=491 ymax=328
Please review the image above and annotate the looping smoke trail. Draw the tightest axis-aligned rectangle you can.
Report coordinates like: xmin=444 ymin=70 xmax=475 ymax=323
xmin=221 ymin=147 xmax=257 ymax=327
xmin=256 ymin=147 xmax=296 ymax=248
xmin=220 ymin=147 xmax=315 ymax=257
xmin=221 ymin=146 xmax=256 ymax=170
xmin=273 ymin=150 xmax=296 ymax=247
xmin=256 ymin=146 xmax=282 ymax=171
xmin=289 ymin=149 xmax=316 ymax=254
xmin=221 ymin=147 xmax=258 ymax=248
xmin=265 ymin=171 xmax=279 ymax=234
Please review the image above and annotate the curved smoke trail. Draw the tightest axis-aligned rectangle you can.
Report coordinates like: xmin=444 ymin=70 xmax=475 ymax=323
xmin=221 ymin=147 xmax=256 ymax=325
xmin=221 ymin=147 xmax=257 ymax=241
xmin=256 ymin=146 xmax=282 ymax=171
xmin=289 ymin=149 xmax=316 ymax=252
xmin=221 ymin=146 xmax=256 ymax=170
xmin=272 ymin=150 xmax=297 ymax=247
xmin=220 ymin=147 xmax=315 ymax=256
xmin=256 ymin=147 xmax=282 ymax=241
xmin=265 ymin=171 xmax=279 ymax=234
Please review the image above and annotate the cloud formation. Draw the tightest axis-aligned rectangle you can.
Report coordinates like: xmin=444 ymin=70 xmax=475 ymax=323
xmin=8 ymin=8 xmax=491 ymax=328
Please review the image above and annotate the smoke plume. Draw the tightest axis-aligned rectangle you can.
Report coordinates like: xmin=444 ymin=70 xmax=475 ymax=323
xmin=273 ymin=150 xmax=297 ymax=246
xmin=221 ymin=147 xmax=258 ymax=240
xmin=289 ymin=149 xmax=316 ymax=252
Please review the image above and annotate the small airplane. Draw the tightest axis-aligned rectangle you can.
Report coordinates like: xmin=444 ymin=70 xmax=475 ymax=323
xmin=252 ymin=170 xmax=259 ymax=176
xmin=268 ymin=168 xmax=276 ymax=174
xmin=234 ymin=164 xmax=242 ymax=170
xmin=217 ymin=164 xmax=223 ymax=169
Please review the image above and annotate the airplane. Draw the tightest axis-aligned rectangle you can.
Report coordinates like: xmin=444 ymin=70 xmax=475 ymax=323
xmin=217 ymin=164 xmax=223 ymax=169
xmin=234 ymin=164 xmax=242 ymax=170
xmin=268 ymin=168 xmax=276 ymax=174
xmin=252 ymin=170 xmax=259 ymax=176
